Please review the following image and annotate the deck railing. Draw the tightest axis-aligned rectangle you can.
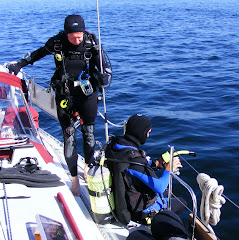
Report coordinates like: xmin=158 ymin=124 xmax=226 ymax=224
xmin=167 ymin=146 xmax=197 ymax=240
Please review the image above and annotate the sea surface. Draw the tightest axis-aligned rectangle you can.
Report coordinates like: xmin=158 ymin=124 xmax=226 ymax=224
xmin=1 ymin=0 xmax=239 ymax=239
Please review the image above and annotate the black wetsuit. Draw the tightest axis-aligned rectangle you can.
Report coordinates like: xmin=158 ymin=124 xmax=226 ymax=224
xmin=27 ymin=31 xmax=109 ymax=176
xmin=105 ymin=135 xmax=186 ymax=224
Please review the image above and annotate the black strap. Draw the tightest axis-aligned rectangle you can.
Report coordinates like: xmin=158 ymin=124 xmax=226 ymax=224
xmin=88 ymin=188 xmax=111 ymax=197
xmin=106 ymin=157 xmax=154 ymax=171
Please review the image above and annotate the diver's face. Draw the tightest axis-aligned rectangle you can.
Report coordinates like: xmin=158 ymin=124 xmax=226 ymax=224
xmin=67 ymin=32 xmax=84 ymax=45
xmin=147 ymin=129 xmax=152 ymax=138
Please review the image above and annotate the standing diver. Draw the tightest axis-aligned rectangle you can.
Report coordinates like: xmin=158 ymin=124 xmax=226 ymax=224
xmin=105 ymin=114 xmax=187 ymax=225
xmin=8 ymin=14 xmax=111 ymax=195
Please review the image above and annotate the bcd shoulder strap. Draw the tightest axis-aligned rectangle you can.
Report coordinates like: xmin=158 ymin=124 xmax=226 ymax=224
xmin=105 ymin=137 xmax=151 ymax=169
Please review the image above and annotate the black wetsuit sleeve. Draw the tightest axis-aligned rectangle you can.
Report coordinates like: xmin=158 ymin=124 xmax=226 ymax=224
xmin=28 ymin=46 xmax=51 ymax=64
xmin=28 ymin=36 xmax=56 ymax=64
xmin=90 ymin=33 xmax=109 ymax=71
xmin=95 ymin=48 xmax=109 ymax=70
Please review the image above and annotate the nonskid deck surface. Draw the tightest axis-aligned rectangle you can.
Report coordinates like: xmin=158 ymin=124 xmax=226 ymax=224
xmin=0 ymin=129 xmax=104 ymax=240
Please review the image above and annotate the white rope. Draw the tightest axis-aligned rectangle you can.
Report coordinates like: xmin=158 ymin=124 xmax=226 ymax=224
xmin=197 ymin=173 xmax=226 ymax=236
xmin=97 ymin=110 xmax=125 ymax=128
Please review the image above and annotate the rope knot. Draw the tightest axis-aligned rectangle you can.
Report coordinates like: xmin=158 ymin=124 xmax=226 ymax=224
xmin=197 ymin=173 xmax=226 ymax=234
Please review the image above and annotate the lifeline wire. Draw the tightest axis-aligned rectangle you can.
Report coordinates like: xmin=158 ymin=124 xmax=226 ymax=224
xmin=0 ymin=184 xmax=7 ymax=240
xmin=175 ymin=148 xmax=239 ymax=210
xmin=3 ymin=184 xmax=12 ymax=240
xmin=0 ymin=220 xmax=7 ymax=240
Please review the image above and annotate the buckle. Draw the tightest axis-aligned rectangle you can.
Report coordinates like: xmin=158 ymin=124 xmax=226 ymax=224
xmin=84 ymin=52 xmax=92 ymax=60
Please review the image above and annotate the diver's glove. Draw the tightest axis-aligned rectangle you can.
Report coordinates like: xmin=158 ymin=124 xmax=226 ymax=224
xmin=150 ymin=158 xmax=165 ymax=171
xmin=100 ymin=72 xmax=109 ymax=86
xmin=7 ymin=52 xmax=31 ymax=75
xmin=93 ymin=68 xmax=112 ymax=86
xmin=93 ymin=72 xmax=108 ymax=86
xmin=8 ymin=60 xmax=27 ymax=75
xmin=151 ymin=151 xmax=175 ymax=171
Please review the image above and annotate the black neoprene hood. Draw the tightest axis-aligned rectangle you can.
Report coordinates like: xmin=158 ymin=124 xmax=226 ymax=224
xmin=125 ymin=114 xmax=152 ymax=145
xmin=64 ymin=15 xmax=85 ymax=34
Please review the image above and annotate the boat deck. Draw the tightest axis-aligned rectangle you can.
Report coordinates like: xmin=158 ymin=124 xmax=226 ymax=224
xmin=39 ymin=128 xmax=150 ymax=240
xmin=0 ymin=129 xmax=106 ymax=240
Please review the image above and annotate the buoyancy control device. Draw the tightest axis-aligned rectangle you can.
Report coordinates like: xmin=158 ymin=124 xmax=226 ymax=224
xmin=87 ymin=146 xmax=115 ymax=224
xmin=51 ymin=31 xmax=96 ymax=98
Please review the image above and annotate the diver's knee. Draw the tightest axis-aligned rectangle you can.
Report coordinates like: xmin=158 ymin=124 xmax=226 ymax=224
xmin=81 ymin=124 xmax=95 ymax=147
xmin=63 ymin=132 xmax=76 ymax=158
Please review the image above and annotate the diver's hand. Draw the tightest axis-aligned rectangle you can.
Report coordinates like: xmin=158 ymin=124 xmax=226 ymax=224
xmin=7 ymin=59 xmax=28 ymax=75
xmin=95 ymin=72 xmax=109 ymax=86
xmin=172 ymin=156 xmax=182 ymax=172
xmin=165 ymin=156 xmax=182 ymax=171
xmin=156 ymin=158 xmax=165 ymax=169
xmin=8 ymin=62 xmax=22 ymax=75
xmin=93 ymin=68 xmax=111 ymax=86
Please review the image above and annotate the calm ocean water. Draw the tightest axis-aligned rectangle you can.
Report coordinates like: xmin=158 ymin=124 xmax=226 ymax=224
xmin=1 ymin=0 xmax=239 ymax=239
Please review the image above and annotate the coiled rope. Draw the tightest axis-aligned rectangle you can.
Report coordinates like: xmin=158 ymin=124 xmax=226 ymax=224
xmin=196 ymin=173 xmax=226 ymax=235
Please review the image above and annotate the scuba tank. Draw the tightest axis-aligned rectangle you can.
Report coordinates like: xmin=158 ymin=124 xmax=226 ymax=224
xmin=87 ymin=164 xmax=115 ymax=224
xmin=87 ymin=145 xmax=115 ymax=224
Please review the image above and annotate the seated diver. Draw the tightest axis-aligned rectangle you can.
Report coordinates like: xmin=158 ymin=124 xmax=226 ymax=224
xmin=105 ymin=114 xmax=187 ymax=225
